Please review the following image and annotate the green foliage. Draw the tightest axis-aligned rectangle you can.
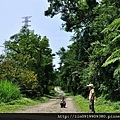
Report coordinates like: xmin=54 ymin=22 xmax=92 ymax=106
xmin=102 ymin=18 xmax=120 ymax=33
xmin=0 ymin=56 xmax=39 ymax=97
xmin=102 ymin=18 xmax=120 ymax=67
xmin=7 ymin=98 xmax=38 ymax=105
xmin=95 ymin=96 xmax=120 ymax=113
xmin=18 ymin=69 xmax=39 ymax=97
xmin=0 ymin=96 xmax=49 ymax=113
xmin=45 ymin=0 xmax=120 ymax=101
xmin=74 ymin=95 xmax=89 ymax=112
xmin=0 ymin=80 xmax=21 ymax=103
xmin=0 ymin=27 xmax=56 ymax=98
xmin=45 ymin=0 xmax=98 ymax=32
xmin=102 ymin=49 xmax=120 ymax=67
xmin=74 ymin=95 xmax=120 ymax=113
xmin=49 ymin=89 xmax=59 ymax=96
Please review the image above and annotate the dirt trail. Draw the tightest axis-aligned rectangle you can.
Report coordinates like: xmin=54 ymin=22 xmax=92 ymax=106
xmin=13 ymin=87 xmax=80 ymax=113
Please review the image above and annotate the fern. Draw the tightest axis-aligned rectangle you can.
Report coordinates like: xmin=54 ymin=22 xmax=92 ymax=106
xmin=102 ymin=49 xmax=120 ymax=67
xmin=102 ymin=18 xmax=120 ymax=33
xmin=102 ymin=18 xmax=120 ymax=67
xmin=113 ymin=64 xmax=120 ymax=77
xmin=112 ymin=34 xmax=120 ymax=42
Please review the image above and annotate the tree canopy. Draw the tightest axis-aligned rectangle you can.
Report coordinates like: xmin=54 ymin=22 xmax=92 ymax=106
xmin=0 ymin=0 xmax=120 ymax=101
xmin=0 ymin=27 xmax=56 ymax=98
xmin=45 ymin=0 xmax=120 ymax=100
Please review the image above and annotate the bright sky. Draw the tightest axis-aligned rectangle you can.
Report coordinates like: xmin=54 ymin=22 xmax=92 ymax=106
xmin=0 ymin=0 xmax=73 ymax=68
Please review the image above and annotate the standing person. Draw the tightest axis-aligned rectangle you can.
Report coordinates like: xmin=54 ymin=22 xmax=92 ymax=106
xmin=87 ymin=84 xmax=95 ymax=113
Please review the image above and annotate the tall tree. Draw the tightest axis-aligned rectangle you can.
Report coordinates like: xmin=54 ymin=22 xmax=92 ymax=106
xmin=3 ymin=27 xmax=55 ymax=97
xmin=45 ymin=0 xmax=120 ymax=100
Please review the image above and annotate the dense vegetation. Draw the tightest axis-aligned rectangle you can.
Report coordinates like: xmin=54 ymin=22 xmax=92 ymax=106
xmin=0 ymin=27 xmax=56 ymax=100
xmin=45 ymin=0 xmax=120 ymax=101
xmin=74 ymin=95 xmax=120 ymax=113
xmin=0 ymin=0 xmax=120 ymax=105
xmin=0 ymin=80 xmax=21 ymax=103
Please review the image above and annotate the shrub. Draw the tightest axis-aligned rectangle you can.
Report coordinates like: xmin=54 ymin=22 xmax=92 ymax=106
xmin=0 ymin=80 xmax=21 ymax=103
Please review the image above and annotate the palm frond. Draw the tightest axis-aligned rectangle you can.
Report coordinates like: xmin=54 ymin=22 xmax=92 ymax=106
xmin=113 ymin=64 xmax=120 ymax=77
xmin=102 ymin=49 xmax=120 ymax=67
xmin=112 ymin=34 xmax=120 ymax=42
xmin=102 ymin=18 xmax=120 ymax=33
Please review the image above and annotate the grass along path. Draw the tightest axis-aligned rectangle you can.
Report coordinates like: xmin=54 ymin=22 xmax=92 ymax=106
xmin=74 ymin=95 xmax=120 ymax=113
xmin=0 ymin=96 xmax=49 ymax=113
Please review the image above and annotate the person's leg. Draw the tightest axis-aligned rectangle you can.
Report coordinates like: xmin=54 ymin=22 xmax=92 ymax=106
xmin=60 ymin=103 xmax=63 ymax=108
xmin=89 ymin=101 xmax=92 ymax=113
xmin=89 ymin=100 xmax=95 ymax=113
xmin=91 ymin=100 xmax=95 ymax=113
xmin=64 ymin=103 xmax=66 ymax=108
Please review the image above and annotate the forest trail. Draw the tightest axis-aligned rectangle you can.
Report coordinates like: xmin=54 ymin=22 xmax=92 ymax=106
xmin=13 ymin=87 xmax=80 ymax=113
